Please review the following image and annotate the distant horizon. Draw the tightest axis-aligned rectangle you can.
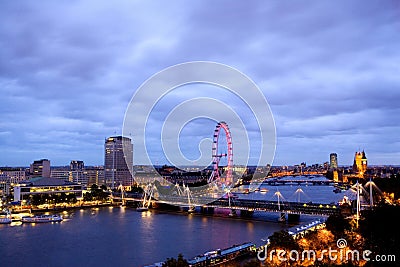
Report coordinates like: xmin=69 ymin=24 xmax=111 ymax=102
xmin=2 ymin=163 xmax=399 ymax=169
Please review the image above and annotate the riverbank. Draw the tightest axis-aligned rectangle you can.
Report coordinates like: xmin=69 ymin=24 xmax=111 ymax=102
xmin=7 ymin=201 xmax=324 ymax=229
xmin=6 ymin=201 xmax=113 ymax=214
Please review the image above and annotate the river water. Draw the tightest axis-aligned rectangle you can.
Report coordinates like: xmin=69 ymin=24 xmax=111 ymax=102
xmin=0 ymin=176 xmax=350 ymax=267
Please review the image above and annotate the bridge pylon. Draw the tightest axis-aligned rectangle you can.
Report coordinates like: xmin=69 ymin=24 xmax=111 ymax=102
xmin=274 ymin=189 xmax=287 ymax=222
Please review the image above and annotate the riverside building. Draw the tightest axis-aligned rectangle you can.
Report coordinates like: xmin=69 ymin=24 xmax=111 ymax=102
xmin=104 ymin=136 xmax=133 ymax=189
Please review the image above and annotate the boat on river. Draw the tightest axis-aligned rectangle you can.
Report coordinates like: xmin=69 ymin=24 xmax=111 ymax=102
xmin=21 ymin=214 xmax=63 ymax=223
xmin=0 ymin=210 xmax=12 ymax=224
xmin=0 ymin=217 xmax=12 ymax=224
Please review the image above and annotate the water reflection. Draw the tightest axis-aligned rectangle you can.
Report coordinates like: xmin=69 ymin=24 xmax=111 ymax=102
xmin=247 ymin=222 xmax=254 ymax=232
xmin=10 ymin=221 xmax=22 ymax=227
xmin=141 ymin=210 xmax=152 ymax=218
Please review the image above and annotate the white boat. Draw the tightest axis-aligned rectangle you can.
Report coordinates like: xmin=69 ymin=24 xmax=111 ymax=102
xmin=0 ymin=217 xmax=12 ymax=224
xmin=21 ymin=214 xmax=63 ymax=223
xmin=260 ymin=188 xmax=268 ymax=193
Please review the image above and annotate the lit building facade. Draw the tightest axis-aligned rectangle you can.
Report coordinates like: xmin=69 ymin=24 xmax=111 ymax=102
xmin=0 ymin=167 xmax=26 ymax=184
xmin=0 ymin=173 xmax=10 ymax=195
xmin=330 ymin=153 xmax=338 ymax=169
xmin=51 ymin=168 xmax=69 ymax=180
xmin=85 ymin=166 xmax=105 ymax=186
xmin=13 ymin=177 xmax=83 ymax=202
xmin=353 ymin=150 xmax=367 ymax=176
xmin=69 ymin=160 xmax=86 ymax=184
xmin=51 ymin=161 xmax=87 ymax=185
xmin=30 ymin=159 xmax=51 ymax=178
xmin=104 ymin=136 xmax=133 ymax=188
xmin=70 ymin=160 xmax=84 ymax=171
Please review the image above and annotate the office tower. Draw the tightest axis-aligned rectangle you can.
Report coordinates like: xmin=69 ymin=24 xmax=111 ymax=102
xmin=104 ymin=136 xmax=133 ymax=189
xmin=330 ymin=153 xmax=338 ymax=169
xmin=70 ymin=160 xmax=84 ymax=171
xmin=69 ymin=160 xmax=86 ymax=184
xmin=30 ymin=159 xmax=51 ymax=178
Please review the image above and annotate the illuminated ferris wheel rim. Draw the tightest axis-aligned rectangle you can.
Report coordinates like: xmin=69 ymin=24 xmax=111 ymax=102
xmin=212 ymin=121 xmax=233 ymax=185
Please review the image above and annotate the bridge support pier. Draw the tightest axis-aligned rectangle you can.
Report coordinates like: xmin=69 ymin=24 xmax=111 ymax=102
xmin=279 ymin=212 xmax=286 ymax=222
xmin=288 ymin=213 xmax=300 ymax=223
xmin=240 ymin=210 xmax=254 ymax=218
xmin=200 ymin=207 xmax=214 ymax=214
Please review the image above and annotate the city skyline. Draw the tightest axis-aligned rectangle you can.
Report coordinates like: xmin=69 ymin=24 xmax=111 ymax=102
xmin=5 ymin=149 xmax=400 ymax=169
xmin=1 ymin=1 xmax=400 ymax=166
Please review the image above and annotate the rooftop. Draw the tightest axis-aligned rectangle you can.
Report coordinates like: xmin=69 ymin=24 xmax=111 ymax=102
xmin=24 ymin=177 xmax=77 ymax=187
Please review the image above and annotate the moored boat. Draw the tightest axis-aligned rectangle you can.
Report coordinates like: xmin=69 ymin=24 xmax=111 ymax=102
xmin=21 ymin=214 xmax=63 ymax=223
xmin=0 ymin=217 xmax=12 ymax=224
xmin=0 ymin=210 xmax=12 ymax=224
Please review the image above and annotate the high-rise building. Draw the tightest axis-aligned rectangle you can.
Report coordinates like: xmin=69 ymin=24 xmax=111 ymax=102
xmin=353 ymin=150 xmax=367 ymax=176
xmin=30 ymin=159 xmax=51 ymax=178
xmin=69 ymin=160 xmax=86 ymax=184
xmin=70 ymin=160 xmax=84 ymax=171
xmin=330 ymin=153 xmax=338 ymax=169
xmin=86 ymin=166 xmax=105 ymax=186
xmin=104 ymin=136 xmax=133 ymax=188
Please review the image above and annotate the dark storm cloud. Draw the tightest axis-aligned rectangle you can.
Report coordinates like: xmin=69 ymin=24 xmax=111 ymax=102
xmin=0 ymin=0 xmax=399 ymax=166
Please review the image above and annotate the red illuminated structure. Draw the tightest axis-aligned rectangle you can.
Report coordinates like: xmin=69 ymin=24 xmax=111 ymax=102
xmin=209 ymin=121 xmax=233 ymax=186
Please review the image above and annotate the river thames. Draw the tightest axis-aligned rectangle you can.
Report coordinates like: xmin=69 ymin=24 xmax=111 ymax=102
xmin=1 ymin=176 xmax=350 ymax=266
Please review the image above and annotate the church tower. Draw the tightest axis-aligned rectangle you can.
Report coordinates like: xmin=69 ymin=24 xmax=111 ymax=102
xmin=353 ymin=150 xmax=367 ymax=177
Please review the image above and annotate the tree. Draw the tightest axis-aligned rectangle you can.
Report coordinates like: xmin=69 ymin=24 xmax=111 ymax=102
xmin=325 ymin=214 xmax=351 ymax=237
xmin=66 ymin=193 xmax=77 ymax=203
xmin=59 ymin=192 xmax=67 ymax=203
xmin=100 ymin=184 xmax=107 ymax=191
xmin=359 ymin=205 xmax=400 ymax=259
xmin=269 ymin=230 xmax=299 ymax=251
xmin=83 ymin=192 xmax=93 ymax=201
xmin=90 ymin=184 xmax=99 ymax=191
xmin=373 ymin=175 xmax=400 ymax=199
xmin=162 ymin=254 xmax=189 ymax=267
xmin=242 ymin=259 xmax=262 ymax=267
xmin=31 ymin=194 xmax=44 ymax=206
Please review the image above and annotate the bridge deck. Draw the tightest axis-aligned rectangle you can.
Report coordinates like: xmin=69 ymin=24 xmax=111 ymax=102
xmin=113 ymin=193 xmax=340 ymax=216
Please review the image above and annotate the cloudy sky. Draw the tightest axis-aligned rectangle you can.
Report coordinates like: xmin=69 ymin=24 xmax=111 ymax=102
xmin=1 ymin=1 xmax=399 ymax=167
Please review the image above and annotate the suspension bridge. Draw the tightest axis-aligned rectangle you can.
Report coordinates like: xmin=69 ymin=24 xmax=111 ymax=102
xmin=260 ymin=178 xmax=344 ymax=186
xmin=113 ymin=122 xmax=386 ymax=221
xmin=112 ymin=177 xmax=387 ymax=221
xmin=112 ymin=183 xmax=341 ymax=217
